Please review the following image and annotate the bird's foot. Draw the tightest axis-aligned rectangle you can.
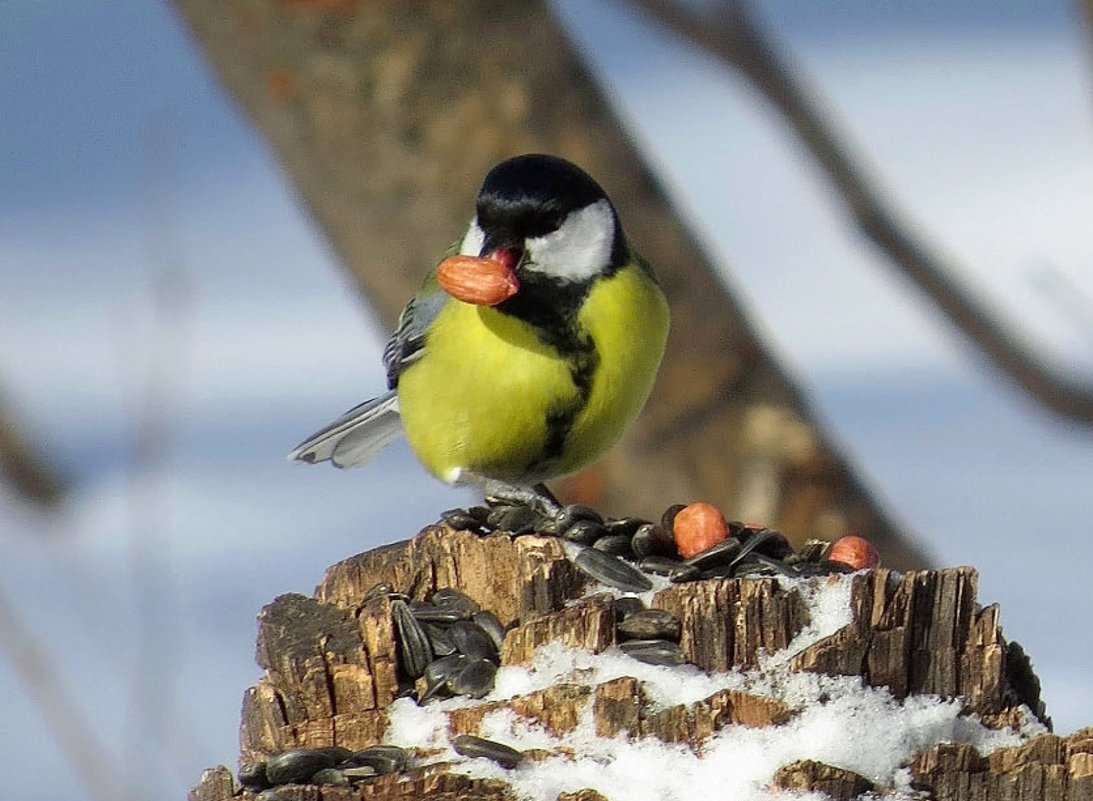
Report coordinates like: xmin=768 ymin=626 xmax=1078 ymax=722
xmin=481 ymin=480 xmax=562 ymax=520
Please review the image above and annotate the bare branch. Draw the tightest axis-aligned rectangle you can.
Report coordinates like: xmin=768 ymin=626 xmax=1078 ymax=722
xmin=0 ymin=388 xmax=67 ymax=507
xmin=630 ymin=0 xmax=1093 ymax=425
xmin=0 ymin=577 xmax=124 ymax=801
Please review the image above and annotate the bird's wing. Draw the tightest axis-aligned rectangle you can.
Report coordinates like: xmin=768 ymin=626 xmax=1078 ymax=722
xmin=287 ymin=390 xmax=403 ymax=468
xmin=382 ymin=247 xmax=458 ymax=389
xmin=291 ymin=241 xmax=461 ymax=467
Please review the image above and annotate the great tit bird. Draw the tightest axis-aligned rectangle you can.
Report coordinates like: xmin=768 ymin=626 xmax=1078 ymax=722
xmin=289 ymin=154 xmax=669 ymax=507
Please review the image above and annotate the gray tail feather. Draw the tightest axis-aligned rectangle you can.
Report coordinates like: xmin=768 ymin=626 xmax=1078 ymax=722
xmin=287 ymin=391 xmax=403 ymax=469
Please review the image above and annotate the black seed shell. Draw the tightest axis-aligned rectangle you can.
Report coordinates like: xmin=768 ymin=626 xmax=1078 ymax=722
xmin=631 ymin=523 xmax=676 ymax=559
xmin=447 ymin=658 xmax=497 ymax=699
xmin=619 ymin=638 xmax=686 ymax=667
xmin=471 ymin=610 xmax=506 ymax=653
xmin=265 ymin=749 xmax=338 ymax=786
xmin=562 ymin=519 xmax=607 ymax=545
xmin=451 ymin=734 xmax=523 ymax=769
xmin=549 ymin=504 xmax=604 ymax=534
xmin=616 ymin=609 xmax=682 ymax=642
xmin=573 ymin=546 xmax=653 ymax=593
xmin=448 ymin=619 xmax=499 ymax=663
xmin=592 ymin=533 xmax=633 ymax=557
xmin=683 ymin=538 xmax=742 ymax=569
xmin=392 ymin=599 xmax=434 ymax=679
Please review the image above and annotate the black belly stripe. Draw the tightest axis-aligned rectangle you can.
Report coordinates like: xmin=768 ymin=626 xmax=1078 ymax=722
xmin=495 ymin=272 xmax=600 ymax=473
xmin=539 ymin=333 xmax=598 ymax=467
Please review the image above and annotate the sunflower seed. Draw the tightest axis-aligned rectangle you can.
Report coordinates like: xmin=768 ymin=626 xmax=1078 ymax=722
xmin=619 ymin=639 xmax=686 ymax=667
xmin=727 ymin=552 xmax=797 ymax=578
xmin=441 ymin=508 xmax=485 ymax=533
xmin=311 ymin=768 xmax=349 ymax=786
xmin=792 ymin=561 xmax=832 ymax=576
xmin=745 ymin=552 xmax=800 ymax=577
xmin=447 ymin=658 xmax=497 ymax=699
xmin=341 ymin=766 xmax=378 ymax=780
xmin=451 ymin=734 xmax=523 ymax=769
xmin=683 ymin=537 xmax=742 ymax=570
xmin=342 ymin=744 xmax=409 ymax=775
xmin=392 ymin=599 xmax=434 ymax=679
xmin=592 ymin=533 xmax=633 ymax=557
xmin=616 ymin=609 xmax=681 ymax=641
xmin=734 ymin=528 xmax=791 ymax=562
xmin=421 ymin=653 xmax=471 ymax=701
xmin=631 ymin=523 xmax=676 ymax=559
xmin=471 ymin=610 xmax=506 ymax=653
xmin=432 ymin=588 xmax=481 ymax=616
xmin=265 ymin=748 xmax=339 ymax=785
xmin=449 ymin=619 xmax=499 ymax=663
xmin=562 ymin=519 xmax=607 ymax=545
xmin=570 ymin=544 xmax=652 ymax=593
xmin=660 ymin=503 xmax=687 ymax=535
xmin=486 ymin=504 xmax=542 ymax=535
xmin=604 ymin=516 xmax=650 ymax=539
xmin=639 ymin=556 xmax=700 ymax=583
xmin=424 ymin=622 xmax=457 ymax=657
xmin=547 ymin=504 xmax=604 ymax=535
xmin=410 ymin=600 xmax=468 ymax=624
xmin=257 ymin=788 xmax=306 ymax=801
xmin=612 ymin=596 xmax=645 ymax=623
xmin=238 ymin=761 xmax=269 ymax=791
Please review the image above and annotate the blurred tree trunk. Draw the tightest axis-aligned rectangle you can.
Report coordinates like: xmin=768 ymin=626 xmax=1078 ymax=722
xmin=172 ymin=0 xmax=927 ymax=569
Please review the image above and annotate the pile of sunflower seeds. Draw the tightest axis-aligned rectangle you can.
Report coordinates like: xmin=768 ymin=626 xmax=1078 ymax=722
xmin=612 ymin=596 xmax=686 ymax=666
xmin=241 ymin=582 xmax=692 ymax=791
xmin=382 ymin=583 xmax=690 ymax=686
xmin=238 ymin=744 xmax=412 ymax=793
xmin=363 ymin=584 xmax=507 ymax=702
xmin=442 ymin=502 xmax=850 ymax=595
xmin=239 ymin=736 xmax=528 ymax=796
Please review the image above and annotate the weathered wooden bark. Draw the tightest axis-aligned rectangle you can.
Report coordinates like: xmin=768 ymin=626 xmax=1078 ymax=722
xmin=911 ymin=734 xmax=1093 ymax=801
xmin=189 ymin=522 xmax=1080 ymax=801
xmin=771 ymin=760 xmax=876 ymax=799
xmin=170 ymin=0 xmax=926 ymax=569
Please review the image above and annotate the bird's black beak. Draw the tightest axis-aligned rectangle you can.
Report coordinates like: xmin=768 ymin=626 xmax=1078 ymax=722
xmin=479 ymin=245 xmax=523 ymax=274
xmin=478 ymin=234 xmax=525 ymax=274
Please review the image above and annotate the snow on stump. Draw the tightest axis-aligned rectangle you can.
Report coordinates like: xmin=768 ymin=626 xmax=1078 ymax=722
xmin=190 ymin=521 xmax=1089 ymax=801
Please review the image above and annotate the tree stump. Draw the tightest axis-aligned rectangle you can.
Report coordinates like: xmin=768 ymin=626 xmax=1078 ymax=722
xmin=191 ymin=521 xmax=1087 ymax=801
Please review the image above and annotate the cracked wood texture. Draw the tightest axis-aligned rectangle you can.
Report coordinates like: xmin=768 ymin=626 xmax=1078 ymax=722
xmin=171 ymin=0 xmax=924 ymax=569
xmin=186 ymin=523 xmax=1077 ymax=801
xmin=911 ymin=733 xmax=1093 ymax=801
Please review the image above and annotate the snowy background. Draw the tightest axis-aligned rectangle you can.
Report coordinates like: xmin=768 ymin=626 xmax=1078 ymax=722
xmin=2 ymin=1 xmax=1091 ymax=799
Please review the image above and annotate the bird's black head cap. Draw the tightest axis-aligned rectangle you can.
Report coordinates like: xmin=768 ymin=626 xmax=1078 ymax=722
xmin=476 ymin=154 xmax=618 ymax=244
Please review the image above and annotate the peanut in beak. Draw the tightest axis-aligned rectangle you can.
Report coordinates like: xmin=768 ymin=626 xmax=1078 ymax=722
xmin=436 ymin=254 xmax=520 ymax=306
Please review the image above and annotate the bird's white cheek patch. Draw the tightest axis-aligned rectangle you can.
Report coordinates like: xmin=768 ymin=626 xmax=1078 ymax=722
xmin=460 ymin=219 xmax=486 ymax=257
xmin=525 ymin=199 xmax=615 ymax=282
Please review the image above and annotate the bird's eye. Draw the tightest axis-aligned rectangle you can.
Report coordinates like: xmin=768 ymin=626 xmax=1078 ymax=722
xmin=547 ymin=211 xmax=567 ymax=231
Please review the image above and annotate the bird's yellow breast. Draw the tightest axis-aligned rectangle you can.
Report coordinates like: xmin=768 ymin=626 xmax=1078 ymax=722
xmin=397 ymin=264 xmax=669 ymax=484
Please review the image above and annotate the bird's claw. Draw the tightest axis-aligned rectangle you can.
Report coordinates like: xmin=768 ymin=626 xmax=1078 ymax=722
xmin=481 ymin=480 xmax=562 ymax=520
